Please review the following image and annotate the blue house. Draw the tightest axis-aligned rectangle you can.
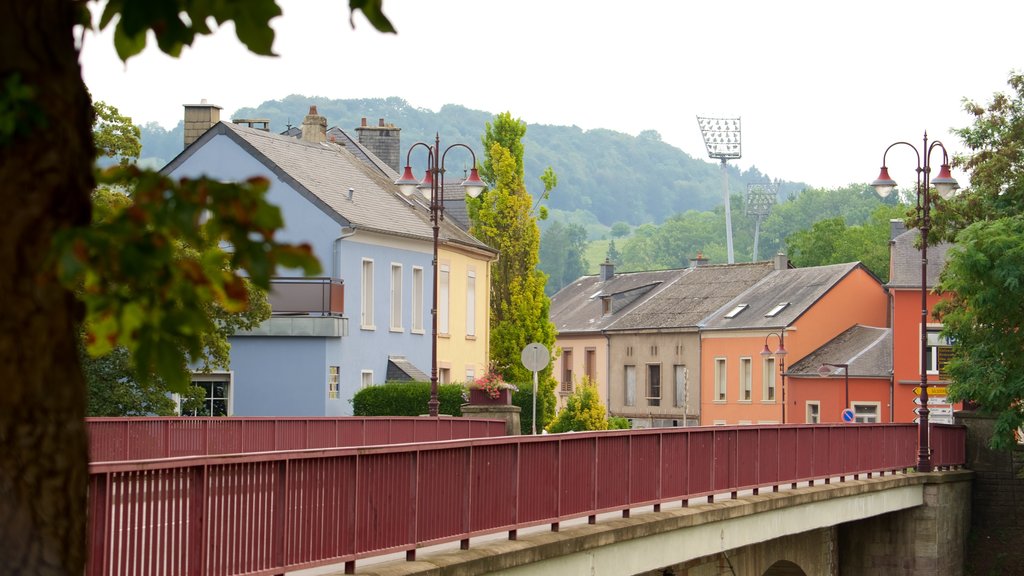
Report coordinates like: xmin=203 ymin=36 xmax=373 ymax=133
xmin=163 ymin=104 xmax=494 ymax=416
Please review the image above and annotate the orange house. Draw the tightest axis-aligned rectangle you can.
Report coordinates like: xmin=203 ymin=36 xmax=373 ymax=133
xmin=699 ymin=260 xmax=888 ymax=425
xmin=785 ymin=325 xmax=893 ymax=423
xmin=888 ymin=225 xmax=957 ymax=424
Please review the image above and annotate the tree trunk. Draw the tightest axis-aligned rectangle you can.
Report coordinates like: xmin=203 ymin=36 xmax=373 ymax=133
xmin=0 ymin=1 xmax=93 ymax=574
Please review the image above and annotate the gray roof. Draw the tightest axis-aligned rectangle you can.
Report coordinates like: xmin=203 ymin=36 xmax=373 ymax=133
xmin=386 ymin=356 xmax=430 ymax=382
xmin=549 ymin=268 xmax=687 ymax=334
xmin=888 ymin=228 xmax=953 ymax=289
xmin=165 ymin=122 xmax=491 ymax=254
xmin=786 ymin=325 xmax=892 ymax=378
xmin=701 ymin=262 xmax=866 ymax=331
xmin=607 ymin=262 xmax=776 ymax=331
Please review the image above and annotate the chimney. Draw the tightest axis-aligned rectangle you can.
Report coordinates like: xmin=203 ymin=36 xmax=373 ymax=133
xmin=690 ymin=250 xmax=709 ymax=268
xmin=600 ymin=258 xmax=614 ymax=281
xmin=301 ymin=105 xmax=327 ymax=143
xmin=774 ymin=252 xmax=789 ymax=271
xmin=183 ymin=99 xmax=222 ymax=149
xmin=356 ymin=116 xmax=401 ymax=172
xmin=890 ymin=218 xmax=908 ymax=241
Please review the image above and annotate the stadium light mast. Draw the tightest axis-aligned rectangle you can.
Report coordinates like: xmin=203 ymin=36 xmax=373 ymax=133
xmin=697 ymin=116 xmax=742 ymax=263
xmin=745 ymin=180 xmax=777 ymax=262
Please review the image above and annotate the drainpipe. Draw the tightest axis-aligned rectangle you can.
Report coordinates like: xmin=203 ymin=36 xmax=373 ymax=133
xmin=604 ymin=332 xmax=612 ymax=414
xmin=889 ymin=369 xmax=895 ymax=423
xmin=332 ymin=226 xmax=357 ymax=279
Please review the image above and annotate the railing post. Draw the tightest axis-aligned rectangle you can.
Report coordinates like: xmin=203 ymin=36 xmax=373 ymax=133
xmin=187 ymin=465 xmax=208 ymax=576
xmin=86 ymin=474 xmax=110 ymax=576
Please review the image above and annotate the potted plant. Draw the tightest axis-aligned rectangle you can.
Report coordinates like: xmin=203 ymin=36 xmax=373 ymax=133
xmin=467 ymin=369 xmax=517 ymax=405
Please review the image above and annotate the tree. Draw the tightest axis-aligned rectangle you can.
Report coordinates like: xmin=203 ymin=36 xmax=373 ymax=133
xmin=539 ymin=220 xmax=588 ymax=295
xmin=470 ymin=112 xmax=558 ymax=431
xmin=933 ymin=72 xmax=1024 ymax=449
xmin=785 ymin=203 xmax=903 ymax=282
xmin=0 ymin=2 xmax=391 ymax=573
xmin=546 ymin=377 xmax=608 ymax=433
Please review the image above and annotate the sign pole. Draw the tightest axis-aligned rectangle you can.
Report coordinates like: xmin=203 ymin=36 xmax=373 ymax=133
xmin=520 ymin=343 xmax=550 ymax=435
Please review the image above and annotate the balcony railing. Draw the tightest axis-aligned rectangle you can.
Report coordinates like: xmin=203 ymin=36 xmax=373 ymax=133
xmin=267 ymin=276 xmax=343 ymax=316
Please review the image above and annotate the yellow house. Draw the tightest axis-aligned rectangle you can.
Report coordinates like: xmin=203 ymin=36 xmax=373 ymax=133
xmin=437 ymin=227 xmax=497 ymax=384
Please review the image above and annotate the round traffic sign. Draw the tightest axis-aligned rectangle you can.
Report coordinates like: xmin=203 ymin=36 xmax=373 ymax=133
xmin=520 ymin=343 xmax=550 ymax=372
xmin=841 ymin=408 xmax=855 ymax=423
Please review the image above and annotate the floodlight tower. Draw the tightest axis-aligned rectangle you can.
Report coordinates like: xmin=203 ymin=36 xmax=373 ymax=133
xmin=697 ymin=116 xmax=742 ymax=263
xmin=745 ymin=180 xmax=777 ymax=262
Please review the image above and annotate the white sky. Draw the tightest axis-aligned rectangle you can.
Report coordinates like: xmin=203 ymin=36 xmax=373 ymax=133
xmin=81 ymin=0 xmax=1021 ymax=190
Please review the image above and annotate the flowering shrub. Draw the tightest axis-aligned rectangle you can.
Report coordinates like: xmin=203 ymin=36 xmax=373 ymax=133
xmin=472 ymin=370 xmax=518 ymax=399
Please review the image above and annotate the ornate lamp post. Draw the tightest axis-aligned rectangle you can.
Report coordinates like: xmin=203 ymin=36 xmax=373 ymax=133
xmin=818 ymin=362 xmax=850 ymax=414
xmin=396 ymin=135 xmax=485 ymax=417
xmin=871 ymin=131 xmax=959 ymax=472
xmin=761 ymin=332 xmax=788 ymax=422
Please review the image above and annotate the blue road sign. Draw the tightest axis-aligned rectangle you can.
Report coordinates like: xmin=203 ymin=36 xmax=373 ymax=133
xmin=842 ymin=408 xmax=855 ymax=423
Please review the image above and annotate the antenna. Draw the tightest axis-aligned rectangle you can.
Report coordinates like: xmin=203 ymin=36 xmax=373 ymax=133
xmin=697 ymin=116 xmax=742 ymax=264
xmin=745 ymin=180 xmax=777 ymax=262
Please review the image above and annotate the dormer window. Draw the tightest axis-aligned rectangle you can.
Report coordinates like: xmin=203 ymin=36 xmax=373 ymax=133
xmin=765 ymin=302 xmax=790 ymax=317
xmin=601 ymin=296 xmax=611 ymax=316
xmin=724 ymin=304 xmax=748 ymax=319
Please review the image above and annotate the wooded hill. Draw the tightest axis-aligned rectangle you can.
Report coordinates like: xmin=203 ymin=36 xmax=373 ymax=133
xmin=139 ymin=94 xmax=806 ymax=229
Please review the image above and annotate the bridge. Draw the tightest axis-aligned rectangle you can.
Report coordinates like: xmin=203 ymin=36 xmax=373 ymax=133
xmin=85 ymin=418 xmax=969 ymax=576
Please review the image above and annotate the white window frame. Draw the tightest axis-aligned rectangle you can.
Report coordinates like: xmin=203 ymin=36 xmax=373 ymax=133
xmin=465 ymin=367 xmax=475 ymax=383
xmin=439 ymin=263 xmax=450 ymax=335
xmin=412 ymin=266 xmax=424 ymax=333
xmin=714 ymin=358 xmax=727 ymax=402
xmin=624 ymin=365 xmax=636 ymax=406
xmin=739 ymin=357 xmax=752 ymax=402
xmin=390 ymin=263 xmax=403 ymax=331
xmin=806 ymin=401 xmax=820 ymax=424
xmin=924 ymin=323 xmax=952 ymax=375
xmin=852 ymin=401 xmax=880 ymax=423
xmin=328 ymin=366 xmax=340 ymax=400
xmin=361 ymin=259 xmax=374 ymax=330
xmin=466 ymin=269 xmax=476 ymax=337
xmin=180 ymin=372 xmax=233 ymax=416
xmin=762 ymin=356 xmax=776 ymax=402
xmin=360 ymin=370 xmax=374 ymax=388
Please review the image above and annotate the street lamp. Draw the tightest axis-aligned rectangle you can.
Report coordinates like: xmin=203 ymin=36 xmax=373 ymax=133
xmin=817 ymin=362 xmax=850 ymax=415
xmin=761 ymin=332 xmax=788 ymax=422
xmin=871 ymin=131 xmax=959 ymax=472
xmin=396 ymin=135 xmax=485 ymax=417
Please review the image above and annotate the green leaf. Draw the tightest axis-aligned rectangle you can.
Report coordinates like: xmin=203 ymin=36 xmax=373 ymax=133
xmin=232 ymin=0 xmax=281 ymax=56
xmin=350 ymin=0 xmax=396 ymax=32
xmin=113 ymin=21 xmax=148 ymax=61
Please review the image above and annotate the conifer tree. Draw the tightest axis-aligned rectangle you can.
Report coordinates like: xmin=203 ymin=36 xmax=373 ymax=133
xmin=470 ymin=112 xmax=558 ymax=430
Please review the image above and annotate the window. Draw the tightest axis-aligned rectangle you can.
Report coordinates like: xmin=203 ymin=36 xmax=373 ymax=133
xmin=853 ymin=402 xmax=880 ymax=423
xmin=561 ymin=349 xmax=573 ymax=393
xmin=466 ymin=367 xmax=475 ymax=383
xmin=673 ymin=365 xmax=687 ymax=408
xmin=806 ymin=401 xmax=820 ymax=424
xmin=764 ymin=302 xmax=790 ymax=317
xmin=182 ymin=373 xmax=231 ymax=416
xmin=466 ymin=270 xmax=476 ymax=337
xmin=762 ymin=356 xmax=776 ymax=401
xmin=390 ymin=264 xmax=403 ymax=331
xmin=724 ymin=304 xmax=748 ymax=318
xmin=647 ymin=364 xmax=661 ymax=407
xmin=438 ymin=367 xmax=450 ymax=384
xmin=412 ymin=267 xmax=424 ymax=333
xmin=926 ymin=326 xmax=953 ymax=375
xmin=439 ymin=264 xmax=450 ymax=335
xmin=361 ymin=370 xmax=373 ymax=388
xmin=361 ymin=259 xmax=374 ymax=329
xmin=714 ymin=358 xmax=727 ymax=402
xmin=624 ymin=365 xmax=636 ymax=406
xmin=739 ymin=357 xmax=752 ymax=401
xmin=328 ymin=366 xmax=340 ymax=399
xmin=585 ymin=348 xmax=596 ymax=381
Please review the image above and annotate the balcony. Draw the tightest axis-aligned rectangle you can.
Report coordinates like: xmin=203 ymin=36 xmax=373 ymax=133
xmin=268 ymin=277 xmax=344 ymax=316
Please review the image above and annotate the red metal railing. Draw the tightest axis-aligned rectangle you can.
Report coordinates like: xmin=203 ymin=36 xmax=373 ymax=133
xmin=86 ymin=417 xmax=507 ymax=462
xmin=86 ymin=423 xmax=966 ymax=576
